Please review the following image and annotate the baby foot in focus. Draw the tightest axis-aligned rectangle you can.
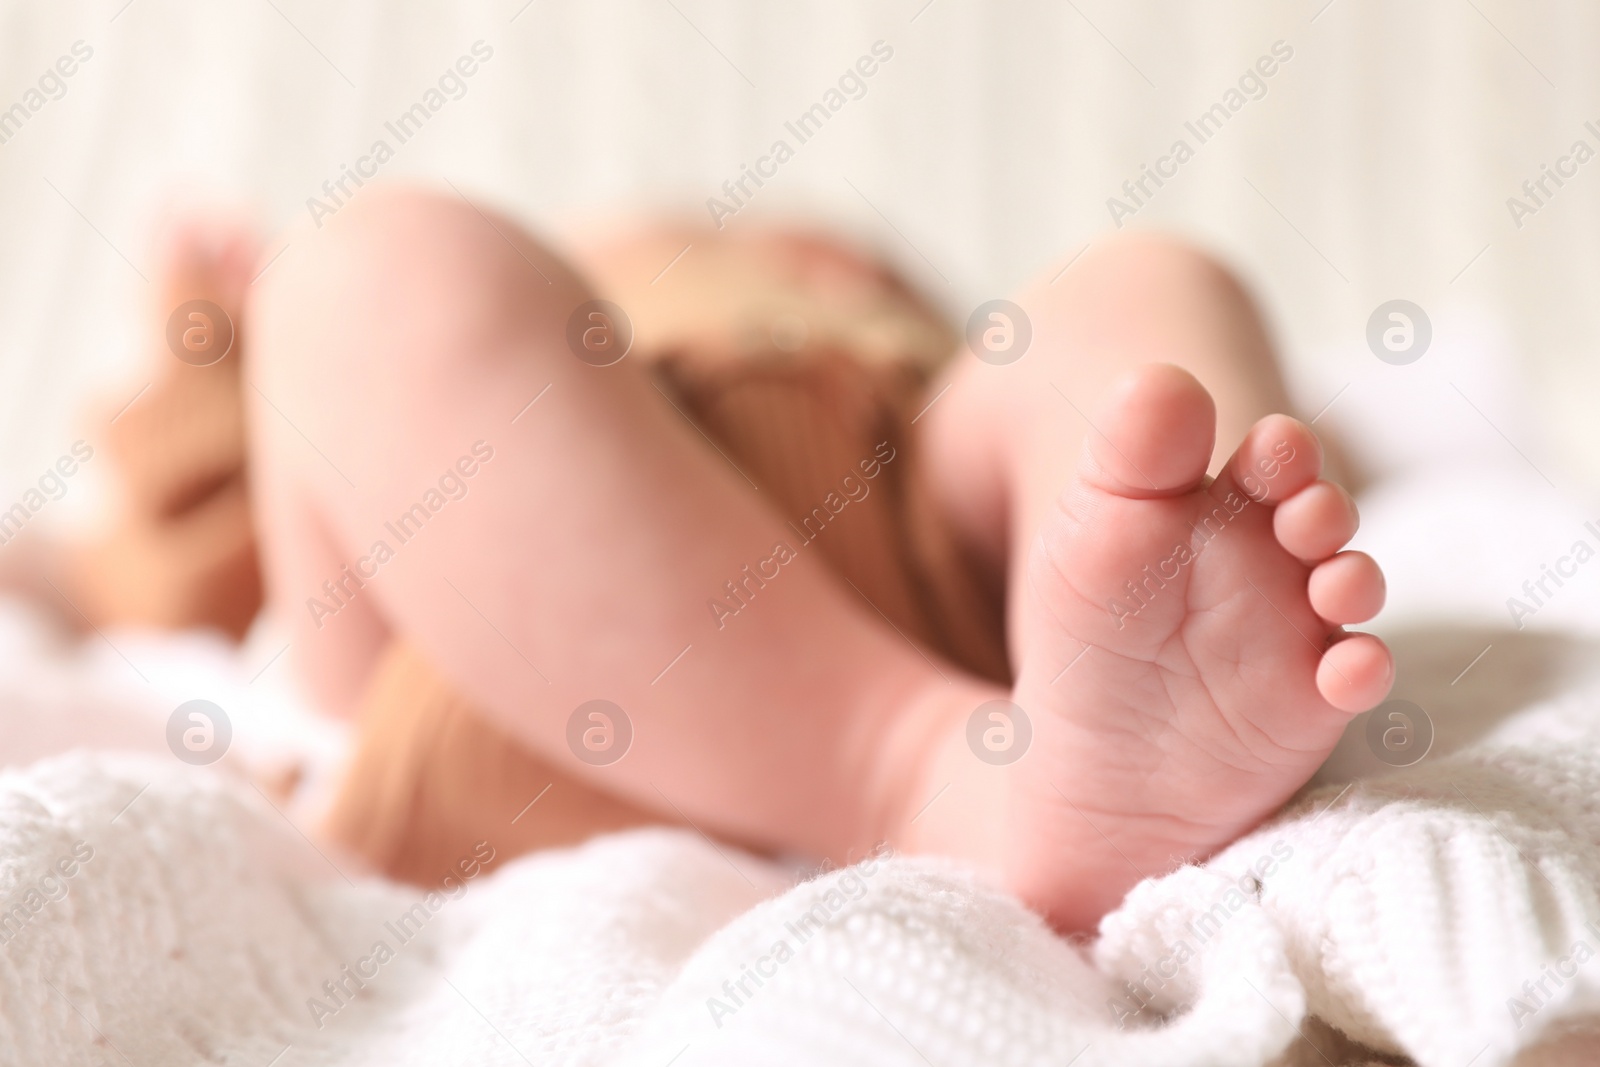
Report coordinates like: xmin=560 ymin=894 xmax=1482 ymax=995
xmin=1008 ymin=364 xmax=1391 ymax=932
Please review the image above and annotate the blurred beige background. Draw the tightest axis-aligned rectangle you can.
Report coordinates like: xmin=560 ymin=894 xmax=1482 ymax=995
xmin=0 ymin=0 xmax=1595 ymax=516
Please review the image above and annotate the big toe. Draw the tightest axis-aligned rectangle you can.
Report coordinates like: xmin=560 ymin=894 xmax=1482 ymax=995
xmin=1081 ymin=363 xmax=1216 ymax=498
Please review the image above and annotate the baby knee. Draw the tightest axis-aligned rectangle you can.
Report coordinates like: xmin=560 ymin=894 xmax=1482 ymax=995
xmin=1092 ymin=232 xmax=1243 ymax=296
xmin=266 ymin=185 xmax=564 ymax=310
xmin=1083 ymin=232 xmax=1253 ymax=313
xmin=249 ymin=184 xmax=586 ymax=385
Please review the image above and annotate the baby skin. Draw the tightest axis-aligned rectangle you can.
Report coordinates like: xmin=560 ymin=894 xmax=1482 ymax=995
xmin=991 ymin=368 xmax=1387 ymax=929
xmin=186 ymin=188 xmax=1390 ymax=935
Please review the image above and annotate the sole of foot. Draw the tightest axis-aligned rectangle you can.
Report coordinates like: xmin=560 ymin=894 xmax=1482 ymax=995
xmin=1006 ymin=363 xmax=1391 ymax=933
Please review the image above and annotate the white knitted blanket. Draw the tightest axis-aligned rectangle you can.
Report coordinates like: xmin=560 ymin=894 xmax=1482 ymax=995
xmin=3 ymin=669 xmax=1599 ymax=1067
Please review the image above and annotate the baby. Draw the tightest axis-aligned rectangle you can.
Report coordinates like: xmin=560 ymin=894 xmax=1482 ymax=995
xmin=74 ymin=188 xmax=1391 ymax=935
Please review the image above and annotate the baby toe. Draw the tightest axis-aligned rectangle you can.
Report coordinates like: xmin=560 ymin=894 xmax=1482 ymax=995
xmin=1082 ymin=363 xmax=1217 ymax=498
xmin=1222 ymin=414 xmax=1322 ymax=506
xmin=1274 ymin=480 xmax=1358 ymax=562
xmin=1317 ymin=632 xmax=1393 ymax=713
xmin=1308 ymin=550 xmax=1386 ymax=623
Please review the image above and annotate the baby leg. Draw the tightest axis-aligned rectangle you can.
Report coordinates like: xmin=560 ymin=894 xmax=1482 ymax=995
xmin=247 ymin=187 xmax=997 ymax=861
xmin=913 ymin=235 xmax=1391 ymax=930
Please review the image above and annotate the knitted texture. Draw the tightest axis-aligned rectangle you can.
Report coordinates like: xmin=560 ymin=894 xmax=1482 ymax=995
xmin=6 ymin=681 xmax=1600 ymax=1067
